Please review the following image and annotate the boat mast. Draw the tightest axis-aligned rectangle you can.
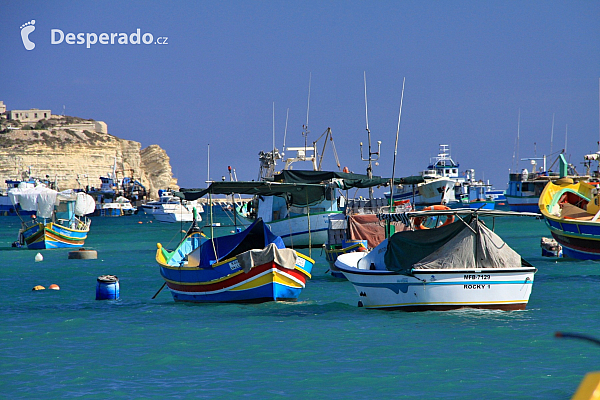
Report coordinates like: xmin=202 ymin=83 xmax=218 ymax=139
xmin=565 ymin=124 xmax=568 ymax=155
xmin=206 ymin=144 xmax=211 ymax=185
xmin=389 ymin=77 xmax=406 ymax=238
xmin=360 ymin=72 xmax=381 ymax=200
xmin=516 ymin=108 xmax=521 ymax=171
xmin=303 ymin=73 xmax=311 ymax=158
xmin=272 ymin=102 xmax=276 ymax=170
xmin=550 ymin=113 xmax=555 ymax=156
xmin=283 ymin=108 xmax=289 ymax=156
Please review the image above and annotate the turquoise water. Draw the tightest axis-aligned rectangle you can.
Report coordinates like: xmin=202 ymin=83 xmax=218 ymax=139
xmin=1 ymin=213 xmax=600 ymax=399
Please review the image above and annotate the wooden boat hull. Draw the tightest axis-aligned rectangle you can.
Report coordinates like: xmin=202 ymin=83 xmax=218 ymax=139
xmin=336 ymin=253 xmax=536 ymax=311
xmin=159 ymin=252 xmax=314 ymax=303
xmin=22 ymin=221 xmax=89 ymax=249
xmin=544 ymin=219 xmax=600 ymax=259
xmin=539 ymin=180 xmax=600 ymax=260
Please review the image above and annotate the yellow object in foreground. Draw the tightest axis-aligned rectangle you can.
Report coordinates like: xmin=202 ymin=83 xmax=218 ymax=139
xmin=572 ymin=372 xmax=600 ymax=400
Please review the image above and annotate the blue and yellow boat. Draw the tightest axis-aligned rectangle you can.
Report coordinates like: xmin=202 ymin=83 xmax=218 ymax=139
xmin=10 ymin=186 xmax=95 ymax=249
xmin=20 ymin=218 xmax=90 ymax=249
xmin=156 ymin=218 xmax=314 ymax=303
xmin=539 ymin=177 xmax=600 ymax=260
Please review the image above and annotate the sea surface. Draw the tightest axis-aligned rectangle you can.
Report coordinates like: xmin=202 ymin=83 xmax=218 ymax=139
xmin=1 ymin=209 xmax=599 ymax=399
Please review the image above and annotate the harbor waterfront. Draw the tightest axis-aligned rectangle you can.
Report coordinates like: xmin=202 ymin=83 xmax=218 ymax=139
xmin=2 ymin=211 xmax=600 ymax=399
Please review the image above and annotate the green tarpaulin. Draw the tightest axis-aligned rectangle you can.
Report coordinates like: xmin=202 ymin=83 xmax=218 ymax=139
xmin=272 ymin=170 xmax=424 ymax=189
xmin=175 ymin=181 xmax=328 ymax=207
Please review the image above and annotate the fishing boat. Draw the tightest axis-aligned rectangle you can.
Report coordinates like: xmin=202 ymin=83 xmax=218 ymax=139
xmin=538 ymin=176 xmax=600 ymax=260
xmin=139 ymin=190 xmax=203 ymax=223
xmin=540 ymin=237 xmax=563 ymax=258
xmin=9 ymin=185 xmax=95 ymax=249
xmin=505 ymin=154 xmax=584 ymax=212
xmin=266 ymin=170 xmax=422 ymax=247
xmin=94 ymin=196 xmax=137 ymax=217
xmin=335 ymin=208 xmax=537 ymax=311
xmin=156 ymin=213 xmax=314 ymax=303
xmin=1 ymin=174 xmax=59 ymax=216
xmin=1 ymin=179 xmax=36 ymax=216
xmin=462 ymin=181 xmax=496 ymax=210
xmin=385 ymin=145 xmax=487 ymax=206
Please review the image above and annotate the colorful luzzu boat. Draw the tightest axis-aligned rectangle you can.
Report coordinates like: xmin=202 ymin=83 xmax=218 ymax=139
xmin=538 ymin=177 xmax=600 ymax=260
xmin=9 ymin=186 xmax=95 ymax=249
xmin=156 ymin=218 xmax=314 ymax=303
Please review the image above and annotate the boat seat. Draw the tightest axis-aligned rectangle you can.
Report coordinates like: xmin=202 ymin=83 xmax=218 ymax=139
xmin=561 ymin=203 xmax=594 ymax=221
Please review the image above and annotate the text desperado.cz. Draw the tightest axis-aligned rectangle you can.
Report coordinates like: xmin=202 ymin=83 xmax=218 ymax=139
xmin=51 ymin=29 xmax=167 ymax=48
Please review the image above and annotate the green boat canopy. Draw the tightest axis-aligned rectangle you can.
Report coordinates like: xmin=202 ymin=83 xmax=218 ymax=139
xmin=272 ymin=170 xmax=424 ymax=189
xmin=175 ymin=181 xmax=329 ymax=207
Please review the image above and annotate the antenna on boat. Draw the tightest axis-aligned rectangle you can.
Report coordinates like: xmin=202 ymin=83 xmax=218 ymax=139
xmin=516 ymin=108 xmax=521 ymax=171
xmin=389 ymin=77 xmax=406 ymax=217
xmin=283 ymin=107 xmax=289 ymax=155
xmin=303 ymin=73 xmax=311 ymax=153
xmin=565 ymin=124 xmax=568 ymax=155
xmin=360 ymin=71 xmax=381 ymax=200
xmin=272 ymin=102 xmax=276 ymax=168
xmin=550 ymin=113 xmax=555 ymax=156
xmin=206 ymin=144 xmax=211 ymax=184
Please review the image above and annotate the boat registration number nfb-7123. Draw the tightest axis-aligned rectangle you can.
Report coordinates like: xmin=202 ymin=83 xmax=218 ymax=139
xmin=464 ymin=274 xmax=491 ymax=280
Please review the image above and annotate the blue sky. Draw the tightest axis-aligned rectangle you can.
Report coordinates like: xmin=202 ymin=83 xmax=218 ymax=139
xmin=1 ymin=1 xmax=599 ymax=190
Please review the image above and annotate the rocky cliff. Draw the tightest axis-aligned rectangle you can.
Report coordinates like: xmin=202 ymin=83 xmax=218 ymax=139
xmin=0 ymin=128 xmax=178 ymax=199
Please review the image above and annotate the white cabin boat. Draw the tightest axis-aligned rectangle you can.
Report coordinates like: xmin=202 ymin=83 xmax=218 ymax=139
xmin=140 ymin=190 xmax=203 ymax=223
xmin=335 ymin=209 xmax=537 ymax=311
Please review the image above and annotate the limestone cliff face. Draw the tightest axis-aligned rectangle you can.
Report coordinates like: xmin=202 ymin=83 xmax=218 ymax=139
xmin=140 ymin=145 xmax=179 ymax=199
xmin=0 ymin=129 xmax=178 ymax=200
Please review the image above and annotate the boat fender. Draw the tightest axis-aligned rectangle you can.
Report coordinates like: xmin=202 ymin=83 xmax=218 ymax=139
xmin=413 ymin=205 xmax=454 ymax=230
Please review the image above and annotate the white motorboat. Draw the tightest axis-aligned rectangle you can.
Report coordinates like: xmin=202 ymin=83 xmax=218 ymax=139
xmin=335 ymin=208 xmax=537 ymax=311
xmin=140 ymin=190 xmax=203 ymax=223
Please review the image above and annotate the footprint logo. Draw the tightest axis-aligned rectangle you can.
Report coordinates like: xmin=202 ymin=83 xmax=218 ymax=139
xmin=20 ymin=20 xmax=36 ymax=51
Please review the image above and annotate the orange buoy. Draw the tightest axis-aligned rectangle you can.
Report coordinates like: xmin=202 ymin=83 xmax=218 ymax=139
xmin=414 ymin=205 xmax=455 ymax=230
xmin=138 ymin=221 xmax=143 ymax=224
xmin=32 ymin=285 xmax=45 ymax=291
xmin=48 ymin=284 xmax=60 ymax=290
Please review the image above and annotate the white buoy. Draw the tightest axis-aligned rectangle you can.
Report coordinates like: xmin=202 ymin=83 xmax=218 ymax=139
xmin=34 ymin=253 xmax=43 ymax=262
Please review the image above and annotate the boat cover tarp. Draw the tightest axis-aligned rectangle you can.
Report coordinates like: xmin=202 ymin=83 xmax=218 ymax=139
xmin=236 ymin=243 xmax=298 ymax=272
xmin=9 ymin=185 xmax=57 ymax=218
xmin=384 ymin=216 xmax=526 ymax=274
xmin=349 ymin=214 xmax=384 ymax=249
xmin=349 ymin=214 xmax=410 ymax=249
xmin=273 ymin=170 xmax=424 ymax=189
xmin=175 ymin=181 xmax=327 ymax=207
xmin=9 ymin=187 xmax=96 ymax=218
xmin=74 ymin=192 xmax=96 ymax=216
xmin=191 ymin=218 xmax=285 ymax=267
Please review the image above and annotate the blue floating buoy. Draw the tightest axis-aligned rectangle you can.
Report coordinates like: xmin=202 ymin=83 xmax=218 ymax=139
xmin=96 ymin=275 xmax=119 ymax=300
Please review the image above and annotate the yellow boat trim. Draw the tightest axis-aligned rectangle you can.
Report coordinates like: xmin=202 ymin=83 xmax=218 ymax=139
xmin=161 ymin=269 xmax=244 ymax=285
xmin=366 ymin=299 xmax=528 ymax=308
xmin=228 ymin=270 xmax=304 ymax=291
xmin=228 ymin=272 xmax=274 ymax=291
